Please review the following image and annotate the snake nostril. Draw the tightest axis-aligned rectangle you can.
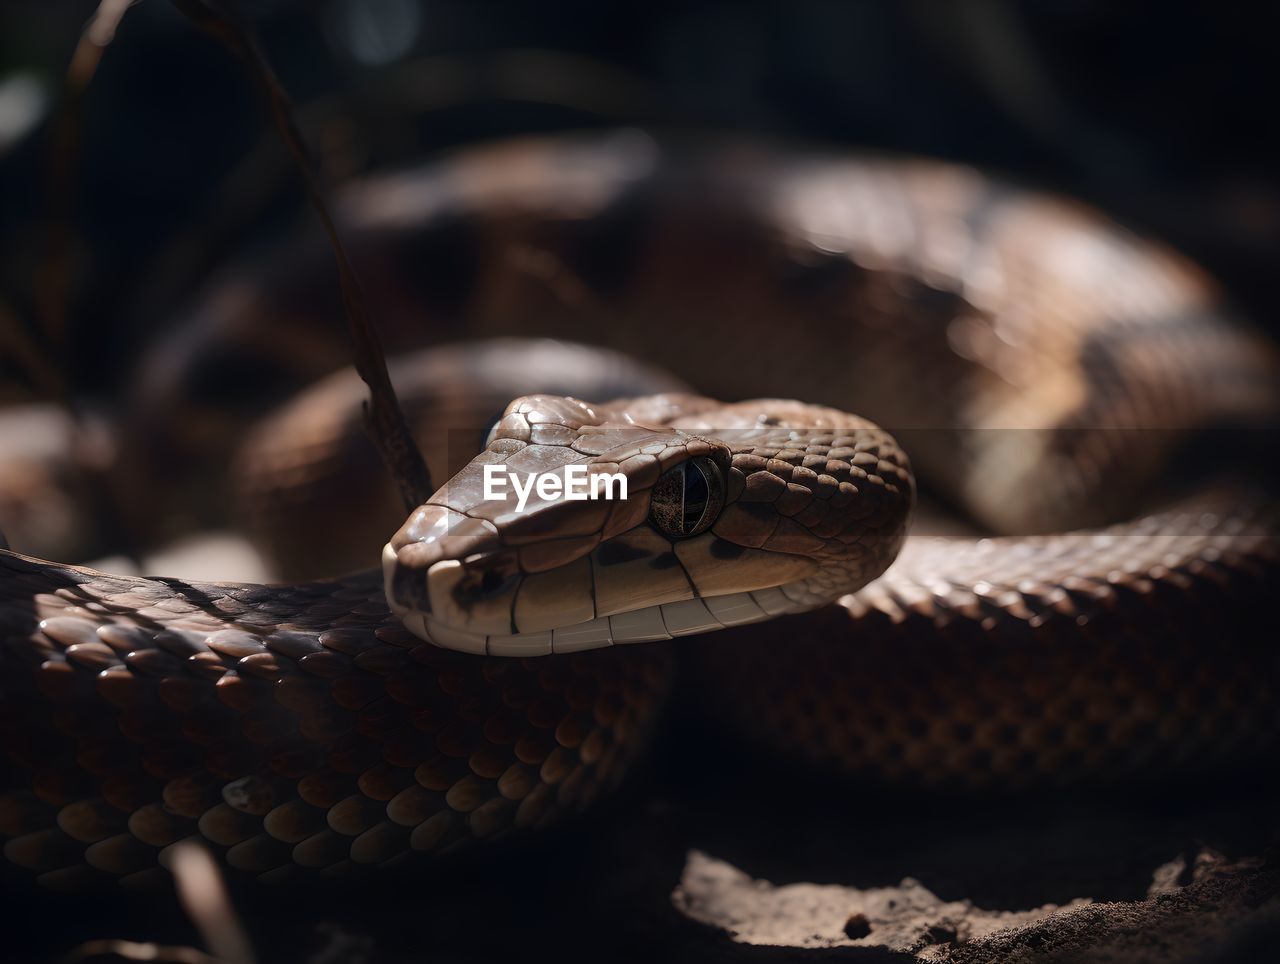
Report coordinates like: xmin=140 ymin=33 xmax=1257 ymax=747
xmin=479 ymin=570 xmax=504 ymax=595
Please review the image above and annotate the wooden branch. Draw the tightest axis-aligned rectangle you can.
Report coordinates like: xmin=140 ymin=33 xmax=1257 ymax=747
xmin=171 ymin=0 xmax=434 ymax=510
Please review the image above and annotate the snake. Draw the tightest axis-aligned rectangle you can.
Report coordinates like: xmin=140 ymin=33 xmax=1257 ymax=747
xmin=1 ymin=130 xmax=1278 ymax=891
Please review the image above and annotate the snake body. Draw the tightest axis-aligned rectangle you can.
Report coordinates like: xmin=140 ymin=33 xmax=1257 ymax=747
xmin=2 ymin=130 xmax=1279 ymax=889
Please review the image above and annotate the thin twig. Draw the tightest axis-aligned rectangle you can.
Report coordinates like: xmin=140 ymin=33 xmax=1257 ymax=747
xmin=61 ymin=841 xmax=253 ymax=964
xmin=34 ymin=0 xmax=137 ymax=404
xmin=49 ymin=0 xmax=137 ymax=341
xmin=170 ymin=0 xmax=433 ymax=510
xmin=170 ymin=841 xmax=257 ymax=964
xmin=61 ymin=939 xmax=221 ymax=964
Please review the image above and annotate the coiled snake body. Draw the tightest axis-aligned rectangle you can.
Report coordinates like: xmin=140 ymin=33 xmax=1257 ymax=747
xmin=2 ymin=131 xmax=1278 ymax=889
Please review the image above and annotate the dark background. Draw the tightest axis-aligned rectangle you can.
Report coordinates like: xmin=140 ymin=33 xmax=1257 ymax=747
xmin=2 ymin=3 xmax=1279 ymax=962
xmin=1 ymin=1 xmax=1278 ymax=400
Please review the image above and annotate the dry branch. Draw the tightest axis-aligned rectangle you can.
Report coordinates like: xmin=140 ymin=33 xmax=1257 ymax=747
xmin=171 ymin=0 xmax=434 ymax=510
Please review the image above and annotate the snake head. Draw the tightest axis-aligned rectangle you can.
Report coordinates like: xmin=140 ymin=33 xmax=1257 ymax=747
xmin=383 ymin=394 xmax=913 ymax=656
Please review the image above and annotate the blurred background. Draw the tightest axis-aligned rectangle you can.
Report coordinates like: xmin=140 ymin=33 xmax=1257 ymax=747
xmin=1 ymin=0 xmax=1278 ymax=403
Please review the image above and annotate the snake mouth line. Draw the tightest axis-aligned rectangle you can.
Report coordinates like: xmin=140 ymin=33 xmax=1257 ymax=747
xmin=382 ymin=540 xmax=809 ymax=655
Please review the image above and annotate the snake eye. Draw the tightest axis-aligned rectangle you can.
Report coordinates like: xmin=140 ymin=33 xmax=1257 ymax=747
xmin=649 ymin=457 xmax=725 ymax=539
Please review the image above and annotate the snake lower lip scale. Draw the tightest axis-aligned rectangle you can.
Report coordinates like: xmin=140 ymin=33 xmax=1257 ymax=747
xmin=2 ymin=132 xmax=1279 ymax=890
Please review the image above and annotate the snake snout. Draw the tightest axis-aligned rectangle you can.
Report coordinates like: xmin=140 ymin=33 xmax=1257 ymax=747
xmin=382 ymin=503 xmax=504 ymax=621
xmin=425 ymin=551 xmax=523 ymax=632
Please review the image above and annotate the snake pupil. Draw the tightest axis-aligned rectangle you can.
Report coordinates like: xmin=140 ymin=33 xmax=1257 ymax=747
xmin=649 ymin=457 xmax=724 ymax=539
xmin=683 ymin=464 xmax=709 ymax=531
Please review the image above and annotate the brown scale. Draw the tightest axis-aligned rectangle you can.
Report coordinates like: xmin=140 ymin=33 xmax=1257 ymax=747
xmin=0 ymin=553 xmax=669 ymax=888
xmin=690 ymin=503 xmax=1280 ymax=788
